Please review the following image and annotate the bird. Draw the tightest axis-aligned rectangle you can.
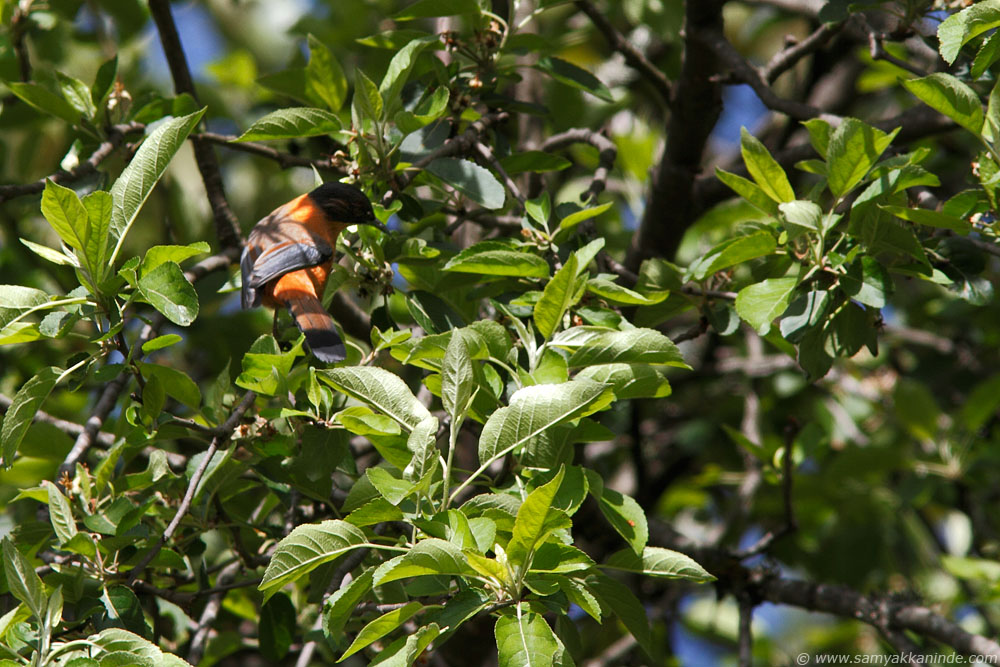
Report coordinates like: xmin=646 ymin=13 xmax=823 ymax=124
xmin=240 ymin=182 xmax=383 ymax=363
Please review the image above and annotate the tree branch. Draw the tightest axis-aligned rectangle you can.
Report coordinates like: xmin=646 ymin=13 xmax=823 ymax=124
xmin=762 ymin=22 xmax=842 ymax=84
xmin=0 ymin=123 xmax=144 ymax=204
xmin=127 ymin=390 xmax=257 ymax=585
xmin=192 ymin=132 xmax=347 ymax=173
xmin=147 ymin=0 xmax=242 ymax=250
xmin=540 ymin=128 xmax=617 ymax=202
xmin=573 ymin=0 xmax=672 ymax=105
xmin=626 ymin=0 xmax=725 ymax=269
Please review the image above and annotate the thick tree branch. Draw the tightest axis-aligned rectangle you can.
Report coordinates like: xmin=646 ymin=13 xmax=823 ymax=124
xmin=626 ymin=0 xmax=724 ymax=270
xmin=654 ymin=524 xmax=1000 ymax=661
xmin=148 ymin=0 xmax=242 ymax=250
xmin=573 ymin=0 xmax=672 ymax=105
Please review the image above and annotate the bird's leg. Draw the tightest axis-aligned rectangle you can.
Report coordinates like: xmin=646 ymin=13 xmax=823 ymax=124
xmin=272 ymin=309 xmax=281 ymax=342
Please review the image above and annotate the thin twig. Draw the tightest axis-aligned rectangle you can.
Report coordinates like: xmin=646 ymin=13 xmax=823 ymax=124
xmin=193 ymin=132 xmax=346 ymax=172
xmin=540 ymin=128 xmax=617 ymax=202
xmin=58 ymin=373 xmax=129 ymax=482
xmin=0 ymin=394 xmax=115 ymax=448
xmin=738 ymin=595 xmax=754 ymax=667
xmin=132 ymin=577 xmax=261 ymax=606
xmin=859 ymin=17 xmax=928 ymax=78
xmin=127 ymin=391 xmax=257 ymax=585
xmin=0 ymin=123 xmax=144 ymax=203
xmin=147 ymin=0 xmax=242 ymax=249
xmin=574 ymin=0 xmax=672 ymax=105
xmin=384 ymin=111 xmax=510 ymax=207
xmin=474 ymin=141 xmax=525 ymax=208
xmin=762 ymin=22 xmax=842 ymax=84
xmin=187 ymin=561 xmax=242 ymax=663
xmin=698 ymin=28 xmax=836 ymax=123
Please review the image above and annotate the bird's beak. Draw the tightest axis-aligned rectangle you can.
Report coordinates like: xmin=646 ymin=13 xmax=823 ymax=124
xmin=366 ymin=218 xmax=389 ymax=233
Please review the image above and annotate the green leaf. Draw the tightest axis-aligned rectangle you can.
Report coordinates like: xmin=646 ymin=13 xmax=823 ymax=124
xmin=779 ymin=200 xmax=823 ymax=233
xmin=597 ymin=487 xmax=647 ymax=554
xmin=93 ymin=55 xmax=118 ymax=107
xmin=380 ymin=36 xmax=438 ymax=116
xmin=495 ymin=609 xmax=559 ymax=667
xmin=259 ymin=593 xmax=296 ymax=661
xmin=426 ymin=158 xmax=506 ymax=209
xmin=259 ymin=520 xmax=368 ymax=601
xmin=20 ymin=238 xmax=77 ymax=266
xmin=369 ymin=623 xmax=440 ymax=666
xmin=444 ymin=241 xmax=549 ymax=277
xmin=478 ymin=378 xmax=611 ymax=466
xmin=367 ymin=467 xmax=417 ymax=505
xmin=318 ymin=367 xmax=432 ymax=430
xmin=576 ymin=363 xmax=671 ymax=400
xmin=1 ymin=367 xmax=59 ymax=468
xmin=405 ymin=416 xmax=439 ymax=482
xmin=138 ymin=363 xmax=201 ymax=409
xmin=1 ymin=537 xmax=45 ymax=622
xmin=508 ymin=467 xmax=566 ymax=567
xmin=534 ymin=254 xmax=581 ymax=340
xmin=236 ymin=107 xmax=342 ymax=141
xmin=306 ymin=34 xmax=349 ymax=111
xmin=100 ymin=585 xmax=150 ymax=638
xmin=82 ymin=190 xmax=113 ymax=279
xmin=841 ymin=256 xmax=891 ymax=308
xmin=56 ymin=70 xmax=96 ymax=120
xmin=372 ymin=538 xmax=474 ymax=585
xmin=587 ymin=574 xmax=652 ymax=655
xmin=346 ymin=497 xmax=405 ymax=527
xmin=141 ymin=242 xmax=210 ymax=275
xmin=802 ymin=118 xmax=831 ymax=158
xmin=442 ymin=329 xmax=475 ymax=421
xmin=735 ymin=277 xmax=798 ymax=335
xmin=740 ymin=127 xmax=795 ymax=203
xmin=395 ymin=86 xmax=451 ymax=134
xmin=903 ymin=74 xmax=984 ymax=136
xmin=0 ymin=285 xmax=51 ymax=328
xmin=604 ymin=547 xmax=715 ymax=582
xmin=501 ymin=151 xmax=572 ymax=174
xmin=44 ymin=480 xmax=77 ymax=544
xmin=41 ymin=179 xmax=89 ymax=253
xmin=780 ymin=290 xmax=830 ymax=342
xmin=6 ymin=82 xmax=81 ymax=124
xmin=714 ymin=168 xmax=779 ymax=216
xmin=537 ymin=56 xmax=613 ymax=102
xmin=109 ymin=109 xmax=206 ymax=261
xmin=881 ymin=205 xmax=972 ymax=234
xmin=141 ymin=334 xmax=182 ymax=354
xmin=937 ymin=0 xmax=1000 ymax=64
xmin=558 ymin=201 xmax=613 ymax=232
xmin=562 ymin=328 xmax=688 ymax=368
xmin=394 ymin=0 xmax=481 ymax=20
xmin=961 ymin=374 xmax=1000 ymax=432
xmin=687 ymin=231 xmax=777 ymax=280
xmin=353 ymin=69 xmax=383 ymax=122
xmin=340 ymin=602 xmax=424 ymax=661
xmin=138 ymin=261 xmax=199 ymax=326
xmin=324 ymin=568 xmax=375 ymax=640
xmin=826 ymin=118 xmax=898 ymax=198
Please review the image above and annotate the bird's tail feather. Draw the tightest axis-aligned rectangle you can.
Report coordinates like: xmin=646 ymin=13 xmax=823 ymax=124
xmin=285 ymin=295 xmax=346 ymax=363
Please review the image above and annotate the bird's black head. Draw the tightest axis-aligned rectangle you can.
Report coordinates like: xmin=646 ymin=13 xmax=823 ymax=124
xmin=308 ymin=182 xmax=381 ymax=227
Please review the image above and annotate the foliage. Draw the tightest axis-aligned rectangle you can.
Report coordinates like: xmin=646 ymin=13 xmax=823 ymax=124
xmin=1 ymin=0 xmax=1000 ymax=665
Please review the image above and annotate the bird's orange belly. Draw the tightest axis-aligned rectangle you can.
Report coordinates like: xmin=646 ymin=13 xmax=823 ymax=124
xmin=263 ymin=262 xmax=331 ymax=308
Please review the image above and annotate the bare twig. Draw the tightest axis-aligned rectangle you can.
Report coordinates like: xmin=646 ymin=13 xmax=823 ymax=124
xmin=58 ymin=373 xmax=129 ymax=481
xmin=574 ymin=0 xmax=672 ymax=105
xmin=0 ymin=123 xmax=144 ymax=203
xmin=384 ymin=111 xmax=510 ymax=207
xmin=699 ymin=28 xmax=836 ymax=123
xmin=11 ymin=3 xmax=32 ymax=82
xmin=0 ymin=394 xmax=115 ymax=448
xmin=132 ymin=577 xmax=260 ymax=606
xmin=188 ymin=561 xmax=242 ymax=663
xmin=148 ymin=0 xmax=242 ymax=249
xmin=860 ymin=17 xmax=928 ymax=78
xmin=540 ymin=128 xmax=617 ymax=202
xmin=474 ymin=141 xmax=525 ymax=208
xmin=127 ymin=391 xmax=257 ymax=585
xmin=738 ymin=595 xmax=754 ymax=667
xmin=193 ymin=132 xmax=347 ymax=173
xmin=763 ymin=22 xmax=842 ymax=84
